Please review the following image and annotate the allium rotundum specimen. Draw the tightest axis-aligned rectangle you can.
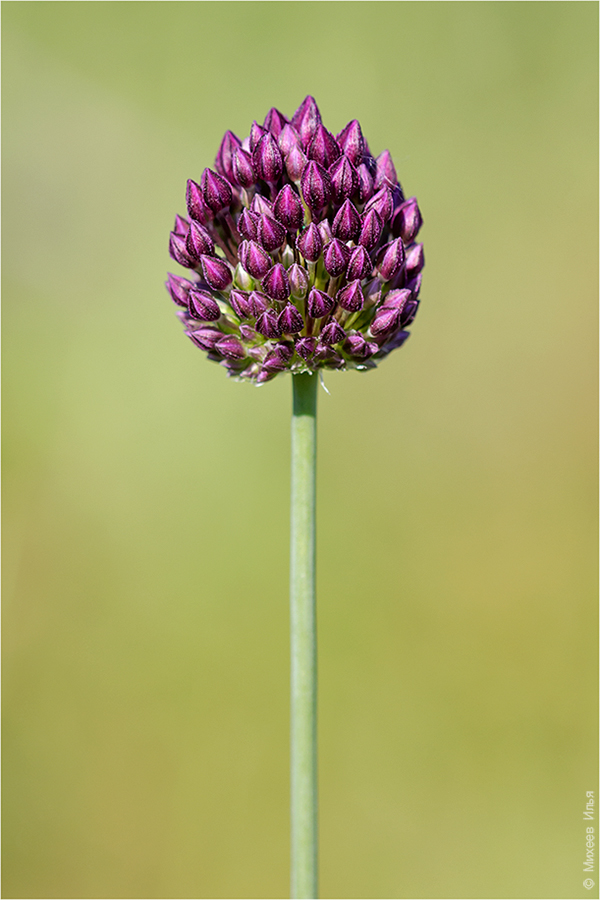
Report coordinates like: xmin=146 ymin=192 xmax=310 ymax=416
xmin=166 ymin=96 xmax=424 ymax=384
xmin=166 ymin=97 xmax=424 ymax=900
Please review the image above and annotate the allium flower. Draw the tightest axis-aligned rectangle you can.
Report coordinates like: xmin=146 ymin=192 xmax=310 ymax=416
xmin=166 ymin=96 xmax=424 ymax=384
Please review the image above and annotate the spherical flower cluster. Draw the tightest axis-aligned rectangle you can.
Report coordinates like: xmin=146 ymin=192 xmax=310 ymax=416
xmin=165 ymin=96 xmax=424 ymax=384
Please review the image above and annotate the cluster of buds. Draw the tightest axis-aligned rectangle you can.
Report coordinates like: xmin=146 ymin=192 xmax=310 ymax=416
xmin=166 ymin=96 xmax=424 ymax=384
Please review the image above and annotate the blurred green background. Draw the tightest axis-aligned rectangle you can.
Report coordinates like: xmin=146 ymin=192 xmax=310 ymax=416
xmin=2 ymin=3 xmax=597 ymax=898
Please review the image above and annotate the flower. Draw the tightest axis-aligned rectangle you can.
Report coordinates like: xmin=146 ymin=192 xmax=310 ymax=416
xmin=165 ymin=97 xmax=424 ymax=384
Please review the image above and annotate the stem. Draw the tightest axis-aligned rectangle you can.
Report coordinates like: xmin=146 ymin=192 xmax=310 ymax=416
xmin=290 ymin=372 xmax=318 ymax=900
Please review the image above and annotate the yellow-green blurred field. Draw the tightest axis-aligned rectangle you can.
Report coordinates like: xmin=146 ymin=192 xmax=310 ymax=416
xmin=2 ymin=3 xmax=597 ymax=898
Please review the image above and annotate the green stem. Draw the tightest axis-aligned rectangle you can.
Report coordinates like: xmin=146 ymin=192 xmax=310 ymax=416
xmin=290 ymin=372 xmax=318 ymax=900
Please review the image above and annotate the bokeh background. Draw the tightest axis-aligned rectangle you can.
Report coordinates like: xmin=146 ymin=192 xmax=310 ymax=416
xmin=3 ymin=3 xmax=597 ymax=899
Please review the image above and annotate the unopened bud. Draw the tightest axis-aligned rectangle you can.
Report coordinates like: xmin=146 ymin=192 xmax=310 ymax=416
xmin=296 ymin=223 xmax=323 ymax=263
xmin=262 ymin=263 xmax=291 ymax=301
xmin=188 ymin=289 xmax=221 ymax=321
xmin=200 ymin=255 xmax=233 ymax=290
xmin=306 ymin=287 xmax=334 ymax=318
xmin=278 ymin=303 xmax=304 ymax=334
xmin=201 ymin=168 xmax=233 ymax=212
xmin=320 ymin=320 xmax=346 ymax=345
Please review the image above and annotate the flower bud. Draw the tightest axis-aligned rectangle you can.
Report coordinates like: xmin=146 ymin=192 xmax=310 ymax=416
xmin=278 ymin=123 xmax=301 ymax=156
xmin=404 ymin=243 xmax=424 ymax=279
xmin=356 ymin=164 xmax=375 ymax=203
xmin=278 ymin=303 xmax=304 ymax=334
xmin=186 ymin=179 xmax=211 ymax=223
xmin=336 ymin=119 xmax=364 ymax=165
xmin=257 ymin=214 xmax=286 ymax=252
xmin=336 ymin=279 xmax=365 ymax=312
xmin=273 ymin=185 xmax=304 ymax=231
xmin=399 ymin=299 xmax=419 ymax=328
xmin=262 ymin=263 xmax=291 ymax=301
xmin=358 ymin=208 xmax=383 ymax=250
xmin=215 ymin=334 xmax=246 ymax=359
xmin=291 ymin=95 xmax=322 ymax=148
xmin=201 ymin=168 xmax=233 ymax=212
xmin=301 ymin=161 xmax=331 ymax=212
xmin=392 ymin=197 xmax=422 ymax=242
xmin=381 ymin=289 xmax=412 ymax=313
xmin=169 ymin=232 xmax=195 ymax=267
xmin=165 ymin=273 xmax=193 ymax=307
xmin=215 ymin=131 xmax=241 ymax=181
xmin=281 ymin=244 xmax=295 ymax=268
xmin=188 ymin=289 xmax=221 ymax=321
xmin=364 ymin=187 xmax=393 ymax=224
xmin=306 ymin=287 xmax=334 ymax=318
xmin=239 ymin=240 xmax=272 ymax=279
xmin=370 ymin=306 xmax=400 ymax=337
xmin=288 ymin=264 xmax=309 ymax=299
xmin=248 ymin=291 xmax=269 ymax=316
xmin=332 ymin=199 xmax=361 ymax=241
xmin=318 ymin=219 xmax=332 ymax=243
xmin=374 ymin=150 xmax=397 ymax=189
xmin=320 ymin=320 xmax=346 ymax=345
xmin=308 ymin=124 xmax=341 ymax=169
xmin=263 ymin=107 xmax=289 ymax=138
xmin=296 ymin=337 xmax=317 ymax=360
xmin=229 ymin=289 xmax=252 ymax=318
xmin=376 ymin=238 xmax=405 ymax=281
xmin=263 ymin=353 xmax=289 ymax=373
xmin=249 ymin=121 xmax=267 ymax=151
xmin=253 ymin=133 xmax=283 ymax=183
xmin=296 ymin=223 xmax=323 ymax=263
xmin=231 ymin=146 xmax=256 ymax=188
xmin=285 ymin=145 xmax=308 ymax=182
xmin=405 ymin=273 xmax=422 ymax=297
xmin=329 ymin=156 xmax=359 ymax=203
xmin=378 ymin=330 xmax=410 ymax=355
xmin=346 ymin=246 xmax=372 ymax=281
xmin=323 ymin=239 xmax=350 ymax=277
xmin=233 ymin=264 xmax=254 ymax=291
xmin=186 ymin=219 xmax=215 ymax=259
xmin=255 ymin=309 xmax=282 ymax=339
xmin=200 ymin=255 xmax=232 ymax=290
xmin=187 ymin=327 xmax=223 ymax=350
xmin=250 ymin=193 xmax=273 ymax=216
xmin=237 ymin=208 xmax=259 ymax=241
xmin=173 ymin=214 xmax=189 ymax=236
xmin=345 ymin=333 xmax=370 ymax=358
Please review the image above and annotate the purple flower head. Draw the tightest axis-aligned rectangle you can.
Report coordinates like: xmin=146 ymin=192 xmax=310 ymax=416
xmin=166 ymin=97 xmax=424 ymax=382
